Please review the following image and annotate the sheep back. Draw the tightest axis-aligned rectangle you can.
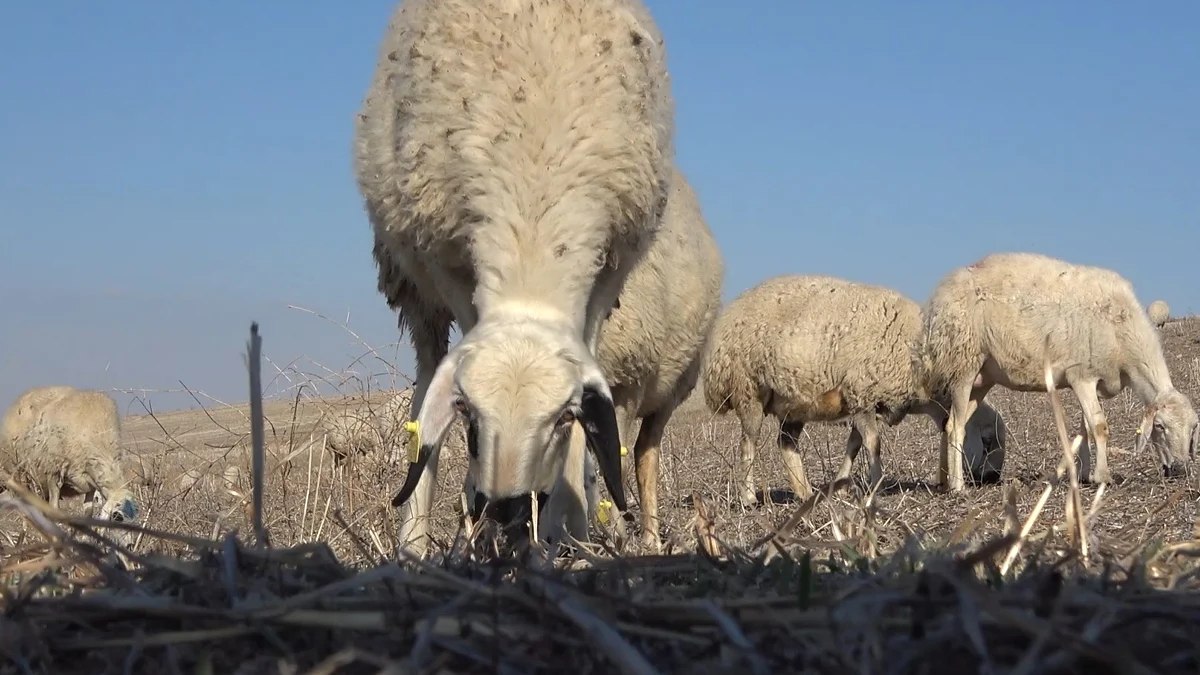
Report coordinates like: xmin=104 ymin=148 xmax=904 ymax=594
xmin=703 ymin=275 xmax=924 ymax=422
xmin=2 ymin=385 xmax=76 ymax=447
xmin=356 ymin=0 xmax=675 ymax=319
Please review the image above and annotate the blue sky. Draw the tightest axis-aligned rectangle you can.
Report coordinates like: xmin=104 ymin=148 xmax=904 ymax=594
xmin=2 ymin=1 xmax=1197 ymax=413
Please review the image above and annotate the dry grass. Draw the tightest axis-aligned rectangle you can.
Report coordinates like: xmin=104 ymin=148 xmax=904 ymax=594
xmin=3 ymin=318 xmax=1200 ymax=673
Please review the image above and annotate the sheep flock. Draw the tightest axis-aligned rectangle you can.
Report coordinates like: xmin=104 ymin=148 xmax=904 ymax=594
xmin=4 ymin=0 xmax=1197 ymax=576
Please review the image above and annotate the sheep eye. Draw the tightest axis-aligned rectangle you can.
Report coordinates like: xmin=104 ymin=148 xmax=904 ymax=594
xmin=558 ymin=409 xmax=577 ymax=426
xmin=453 ymin=398 xmax=468 ymax=415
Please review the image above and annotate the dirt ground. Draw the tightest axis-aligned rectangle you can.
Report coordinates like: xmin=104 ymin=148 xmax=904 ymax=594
xmin=6 ymin=318 xmax=1200 ymax=571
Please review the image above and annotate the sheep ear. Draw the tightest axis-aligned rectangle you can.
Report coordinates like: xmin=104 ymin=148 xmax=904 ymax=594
xmin=577 ymin=370 xmax=627 ymax=512
xmin=391 ymin=351 xmax=462 ymax=508
xmin=1134 ymin=408 xmax=1156 ymax=455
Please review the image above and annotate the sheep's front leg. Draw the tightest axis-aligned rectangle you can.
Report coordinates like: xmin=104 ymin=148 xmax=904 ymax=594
xmin=834 ymin=425 xmax=865 ymax=483
xmin=1075 ymin=413 xmax=1094 ymax=483
xmin=396 ymin=318 xmax=451 ymax=558
xmin=631 ymin=410 xmax=669 ymax=551
xmin=941 ymin=382 xmax=979 ymax=492
xmin=46 ymin=480 xmax=61 ymax=511
xmin=857 ymin=416 xmax=884 ymax=489
xmin=540 ymin=421 xmax=592 ymax=550
xmin=397 ymin=447 xmax=443 ymax=558
xmin=735 ymin=404 xmax=765 ymax=507
xmin=1072 ymin=381 xmax=1112 ymax=484
xmin=777 ymin=420 xmax=812 ymax=501
xmin=612 ymin=398 xmax=640 ymax=497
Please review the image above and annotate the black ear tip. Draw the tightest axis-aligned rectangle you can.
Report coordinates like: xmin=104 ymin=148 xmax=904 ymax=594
xmin=392 ymin=455 xmax=430 ymax=507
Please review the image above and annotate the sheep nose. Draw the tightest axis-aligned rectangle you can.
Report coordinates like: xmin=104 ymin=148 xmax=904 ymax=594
xmin=1164 ymin=461 xmax=1188 ymax=479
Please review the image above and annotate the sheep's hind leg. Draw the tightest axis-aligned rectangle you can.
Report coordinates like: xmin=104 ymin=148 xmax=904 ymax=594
xmin=1072 ymin=380 xmax=1112 ymax=485
xmin=777 ymin=421 xmax=812 ymax=502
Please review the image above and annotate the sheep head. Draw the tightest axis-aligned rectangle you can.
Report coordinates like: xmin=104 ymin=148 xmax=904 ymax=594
xmin=96 ymin=487 xmax=139 ymax=524
xmin=1135 ymin=389 xmax=1198 ymax=478
xmin=391 ymin=320 xmax=625 ymax=540
xmin=93 ymin=486 xmax=139 ymax=550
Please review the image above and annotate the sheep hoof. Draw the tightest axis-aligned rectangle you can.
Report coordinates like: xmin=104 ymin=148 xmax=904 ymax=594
xmin=971 ymin=470 xmax=1002 ymax=486
xmin=639 ymin=530 xmax=661 ymax=552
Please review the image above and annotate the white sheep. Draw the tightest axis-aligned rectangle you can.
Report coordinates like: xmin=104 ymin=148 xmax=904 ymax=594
xmin=702 ymin=275 xmax=1009 ymax=505
xmin=354 ymin=0 xmax=675 ymax=555
xmin=536 ymin=165 xmax=723 ymax=550
xmin=0 ymin=386 xmax=139 ymax=525
xmin=920 ymin=252 xmax=1198 ymax=491
xmin=1148 ymin=300 xmax=1170 ymax=328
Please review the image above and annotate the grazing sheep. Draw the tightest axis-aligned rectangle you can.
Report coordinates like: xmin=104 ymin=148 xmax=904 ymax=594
xmin=537 ymin=166 xmax=723 ymax=550
xmin=1148 ymin=300 xmax=1170 ymax=328
xmin=317 ymin=390 xmax=413 ymax=468
xmin=355 ymin=0 xmax=675 ymax=555
xmin=319 ymin=410 xmax=378 ymax=469
xmin=0 ymin=386 xmax=139 ymax=525
xmin=920 ymin=252 xmax=1198 ymax=491
xmin=702 ymin=275 xmax=1008 ymax=506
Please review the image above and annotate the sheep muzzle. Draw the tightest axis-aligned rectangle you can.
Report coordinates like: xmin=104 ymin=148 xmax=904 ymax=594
xmin=472 ymin=492 xmax=549 ymax=541
xmin=1163 ymin=460 xmax=1189 ymax=480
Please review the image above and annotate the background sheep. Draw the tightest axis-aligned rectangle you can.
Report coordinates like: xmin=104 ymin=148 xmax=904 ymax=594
xmin=317 ymin=390 xmax=413 ymax=468
xmin=920 ymin=252 xmax=1198 ymax=491
xmin=1148 ymin=299 xmax=1170 ymax=328
xmin=0 ymin=386 xmax=139 ymax=527
xmin=354 ymin=0 xmax=675 ymax=555
xmin=543 ymin=165 xmax=723 ymax=550
xmin=702 ymin=275 xmax=1008 ymax=506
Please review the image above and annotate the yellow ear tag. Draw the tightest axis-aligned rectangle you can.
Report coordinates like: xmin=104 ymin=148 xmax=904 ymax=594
xmin=620 ymin=446 xmax=629 ymax=457
xmin=403 ymin=421 xmax=421 ymax=463
xmin=596 ymin=499 xmax=613 ymax=525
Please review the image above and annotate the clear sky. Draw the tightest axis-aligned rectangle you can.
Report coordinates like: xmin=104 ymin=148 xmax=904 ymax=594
xmin=2 ymin=2 xmax=1197 ymax=413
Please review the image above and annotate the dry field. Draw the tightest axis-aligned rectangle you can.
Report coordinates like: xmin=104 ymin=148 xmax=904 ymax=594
xmin=27 ymin=318 xmax=1199 ymax=563
xmin=4 ymin=318 xmax=1200 ymax=673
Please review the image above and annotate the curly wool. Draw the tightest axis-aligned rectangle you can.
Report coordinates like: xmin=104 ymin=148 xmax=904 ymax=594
xmin=356 ymin=0 xmax=675 ymax=330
